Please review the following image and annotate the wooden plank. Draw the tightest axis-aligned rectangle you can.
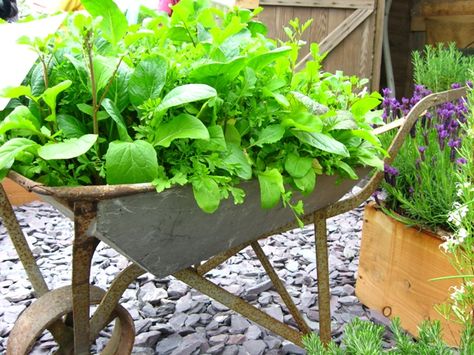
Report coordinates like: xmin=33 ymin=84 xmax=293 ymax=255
xmin=356 ymin=204 xmax=462 ymax=347
xmin=370 ymin=0 xmax=384 ymax=92
xmin=421 ymin=0 xmax=474 ymax=17
xmin=260 ymin=0 xmax=375 ymax=10
xmin=320 ymin=8 xmax=373 ymax=54
xmin=236 ymin=0 xmax=259 ymax=9
xmin=2 ymin=178 xmax=39 ymax=206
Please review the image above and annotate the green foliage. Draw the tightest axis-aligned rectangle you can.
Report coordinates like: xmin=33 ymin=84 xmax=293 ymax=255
xmin=303 ymin=318 xmax=469 ymax=354
xmin=0 ymin=0 xmax=384 ymax=215
xmin=412 ymin=43 xmax=474 ymax=92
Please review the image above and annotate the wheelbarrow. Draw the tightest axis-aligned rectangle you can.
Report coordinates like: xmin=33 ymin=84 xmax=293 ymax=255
xmin=1 ymin=87 xmax=466 ymax=354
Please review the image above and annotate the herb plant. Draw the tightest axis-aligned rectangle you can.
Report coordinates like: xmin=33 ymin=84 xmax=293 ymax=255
xmin=303 ymin=318 xmax=473 ymax=354
xmin=379 ymin=84 xmax=468 ymax=230
xmin=412 ymin=43 xmax=474 ymax=93
xmin=0 ymin=0 xmax=384 ymax=216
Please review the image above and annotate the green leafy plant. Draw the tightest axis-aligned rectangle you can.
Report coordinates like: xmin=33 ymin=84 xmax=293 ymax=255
xmin=412 ymin=43 xmax=474 ymax=92
xmin=0 ymin=0 xmax=384 ymax=218
xmin=303 ymin=318 xmax=472 ymax=354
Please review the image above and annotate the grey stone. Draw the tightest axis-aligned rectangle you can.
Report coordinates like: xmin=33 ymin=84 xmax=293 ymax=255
xmin=134 ymin=331 xmax=161 ymax=348
xmin=169 ymin=313 xmax=187 ymax=330
xmin=230 ymin=315 xmax=251 ymax=334
xmin=285 ymin=260 xmax=299 ymax=273
xmin=138 ymin=282 xmax=168 ymax=305
xmin=155 ymin=334 xmax=183 ymax=355
xmin=263 ymin=335 xmax=282 ymax=350
xmin=176 ymin=293 xmax=194 ymax=313
xmin=243 ymin=340 xmax=267 ymax=355
xmin=171 ymin=333 xmax=208 ymax=355
xmin=132 ymin=347 xmax=155 ymax=355
xmin=300 ymin=291 xmax=316 ymax=309
xmin=246 ymin=279 xmax=272 ymax=295
xmin=209 ymin=333 xmax=229 ymax=346
xmin=264 ymin=305 xmax=284 ymax=323
xmin=339 ymin=296 xmax=358 ymax=306
xmin=206 ymin=342 xmax=225 ymax=354
xmin=185 ymin=314 xmax=201 ymax=327
xmin=227 ymin=334 xmax=246 ymax=345
xmin=245 ymin=325 xmax=262 ymax=340
xmin=222 ymin=345 xmax=239 ymax=355
xmin=281 ymin=342 xmax=306 ymax=354
xmin=168 ymin=279 xmax=189 ymax=299
xmin=135 ymin=319 xmax=152 ymax=334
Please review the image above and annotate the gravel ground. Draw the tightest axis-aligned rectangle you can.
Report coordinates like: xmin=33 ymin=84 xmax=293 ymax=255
xmin=0 ymin=198 xmax=394 ymax=354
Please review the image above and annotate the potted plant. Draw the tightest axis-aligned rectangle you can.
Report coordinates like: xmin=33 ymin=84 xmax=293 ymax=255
xmin=356 ymin=44 xmax=473 ymax=346
xmin=0 ymin=0 xmax=387 ymax=351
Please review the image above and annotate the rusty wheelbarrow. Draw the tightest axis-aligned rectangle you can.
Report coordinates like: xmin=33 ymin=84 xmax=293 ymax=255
xmin=1 ymin=87 xmax=466 ymax=354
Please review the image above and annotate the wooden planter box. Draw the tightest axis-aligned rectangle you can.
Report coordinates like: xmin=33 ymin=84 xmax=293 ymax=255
xmin=1 ymin=178 xmax=38 ymax=206
xmin=356 ymin=203 xmax=462 ymax=346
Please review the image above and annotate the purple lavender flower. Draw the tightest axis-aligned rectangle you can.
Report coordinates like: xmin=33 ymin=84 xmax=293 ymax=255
xmin=448 ymin=139 xmax=462 ymax=162
xmin=456 ymin=157 xmax=467 ymax=165
xmin=451 ymin=83 xmax=462 ymax=89
xmin=408 ymin=186 xmax=415 ymax=195
xmin=384 ymin=164 xmax=399 ymax=186
xmin=418 ymin=146 xmax=427 ymax=161
xmin=438 ymin=129 xmax=449 ymax=150
xmin=467 ymin=80 xmax=473 ymax=89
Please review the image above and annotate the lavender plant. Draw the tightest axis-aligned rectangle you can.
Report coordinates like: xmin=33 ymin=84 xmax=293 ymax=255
xmin=379 ymin=84 xmax=468 ymax=230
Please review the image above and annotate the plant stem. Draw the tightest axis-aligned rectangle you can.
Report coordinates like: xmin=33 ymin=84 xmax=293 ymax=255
xmin=97 ymin=56 xmax=124 ymax=108
xmin=39 ymin=54 xmax=49 ymax=89
xmin=85 ymin=31 xmax=100 ymax=156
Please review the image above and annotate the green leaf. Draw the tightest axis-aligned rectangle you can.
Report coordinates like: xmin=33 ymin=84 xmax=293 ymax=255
xmin=38 ymin=134 xmax=98 ymax=160
xmin=107 ymin=64 xmax=131 ymax=112
xmin=189 ymin=57 xmax=247 ymax=81
xmin=154 ymin=114 xmax=209 ymax=147
xmin=41 ymin=80 xmax=72 ymax=121
xmin=350 ymin=95 xmax=381 ymax=119
xmin=157 ymin=84 xmax=217 ymax=112
xmin=252 ymin=125 xmax=285 ymax=147
xmin=195 ymin=125 xmax=227 ymax=152
xmin=0 ymin=86 xmax=33 ymax=100
xmin=258 ymin=169 xmax=284 ymax=209
xmin=225 ymin=123 xmax=241 ymax=145
xmin=284 ymin=153 xmax=313 ymax=178
xmin=350 ymin=129 xmax=382 ymax=147
xmin=81 ymin=0 xmax=128 ymax=45
xmin=291 ymin=91 xmax=329 ymax=115
xmin=294 ymin=168 xmax=316 ymax=195
xmin=0 ymin=138 xmax=39 ymax=172
xmin=192 ymin=176 xmax=221 ymax=213
xmin=292 ymin=131 xmax=350 ymax=157
xmin=222 ymin=144 xmax=252 ymax=180
xmin=0 ymin=106 xmax=42 ymax=136
xmin=102 ymin=98 xmax=131 ymax=141
xmin=92 ymin=55 xmax=119 ymax=93
xmin=248 ymin=47 xmax=292 ymax=70
xmin=57 ymin=114 xmax=87 ymax=138
xmin=336 ymin=161 xmax=358 ymax=180
xmin=325 ymin=111 xmax=358 ymax=130
xmin=105 ymin=140 xmax=158 ymax=184
xmin=282 ymin=111 xmax=323 ymax=133
xmin=129 ymin=55 xmax=167 ymax=107
xmin=357 ymin=149 xmax=384 ymax=170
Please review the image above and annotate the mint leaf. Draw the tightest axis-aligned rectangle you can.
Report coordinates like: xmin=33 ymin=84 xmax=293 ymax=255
xmin=294 ymin=168 xmax=316 ymax=195
xmin=102 ymin=98 xmax=131 ymax=141
xmin=192 ymin=176 xmax=221 ymax=213
xmin=284 ymin=153 xmax=313 ymax=178
xmin=292 ymin=131 xmax=350 ymax=157
xmin=38 ymin=134 xmax=98 ymax=160
xmin=0 ymin=106 xmax=41 ymax=136
xmin=82 ymin=0 xmax=128 ymax=45
xmin=0 ymin=138 xmax=39 ymax=172
xmin=129 ymin=55 xmax=167 ymax=107
xmin=57 ymin=114 xmax=87 ymax=138
xmin=105 ymin=140 xmax=158 ymax=184
xmin=154 ymin=114 xmax=209 ymax=147
xmin=252 ymin=124 xmax=285 ymax=147
xmin=222 ymin=144 xmax=252 ymax=180
xmin=157 ymin=84 xmax=217 ymax=112
xmin=258 ymin=169 xmax=284 ymax=209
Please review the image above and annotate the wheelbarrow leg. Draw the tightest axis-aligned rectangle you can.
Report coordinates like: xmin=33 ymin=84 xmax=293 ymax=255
xmin=72 ymin=201 xmax=100 ymax=355
xmin=314 ymin=210 xmax=331 ymax=345
xmin=0 ymin=184 xmax=74 ymax=352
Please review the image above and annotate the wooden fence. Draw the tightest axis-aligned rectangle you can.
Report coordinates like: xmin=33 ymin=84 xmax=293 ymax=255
xmin=259 ymin=0 xmax=385 ymax=90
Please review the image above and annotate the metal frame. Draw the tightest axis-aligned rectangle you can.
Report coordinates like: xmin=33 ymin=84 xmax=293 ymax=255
xmin=0 ymin=87 xmax=466 ymax=353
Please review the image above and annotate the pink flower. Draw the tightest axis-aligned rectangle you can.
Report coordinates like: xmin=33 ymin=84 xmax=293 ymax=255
xmin=157 ymin=0 xmax=180 ymax=15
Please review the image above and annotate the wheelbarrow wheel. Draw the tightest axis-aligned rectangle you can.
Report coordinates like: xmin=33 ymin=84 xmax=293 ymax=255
xmin=7 ymin=285 xmax=135 ymax=355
